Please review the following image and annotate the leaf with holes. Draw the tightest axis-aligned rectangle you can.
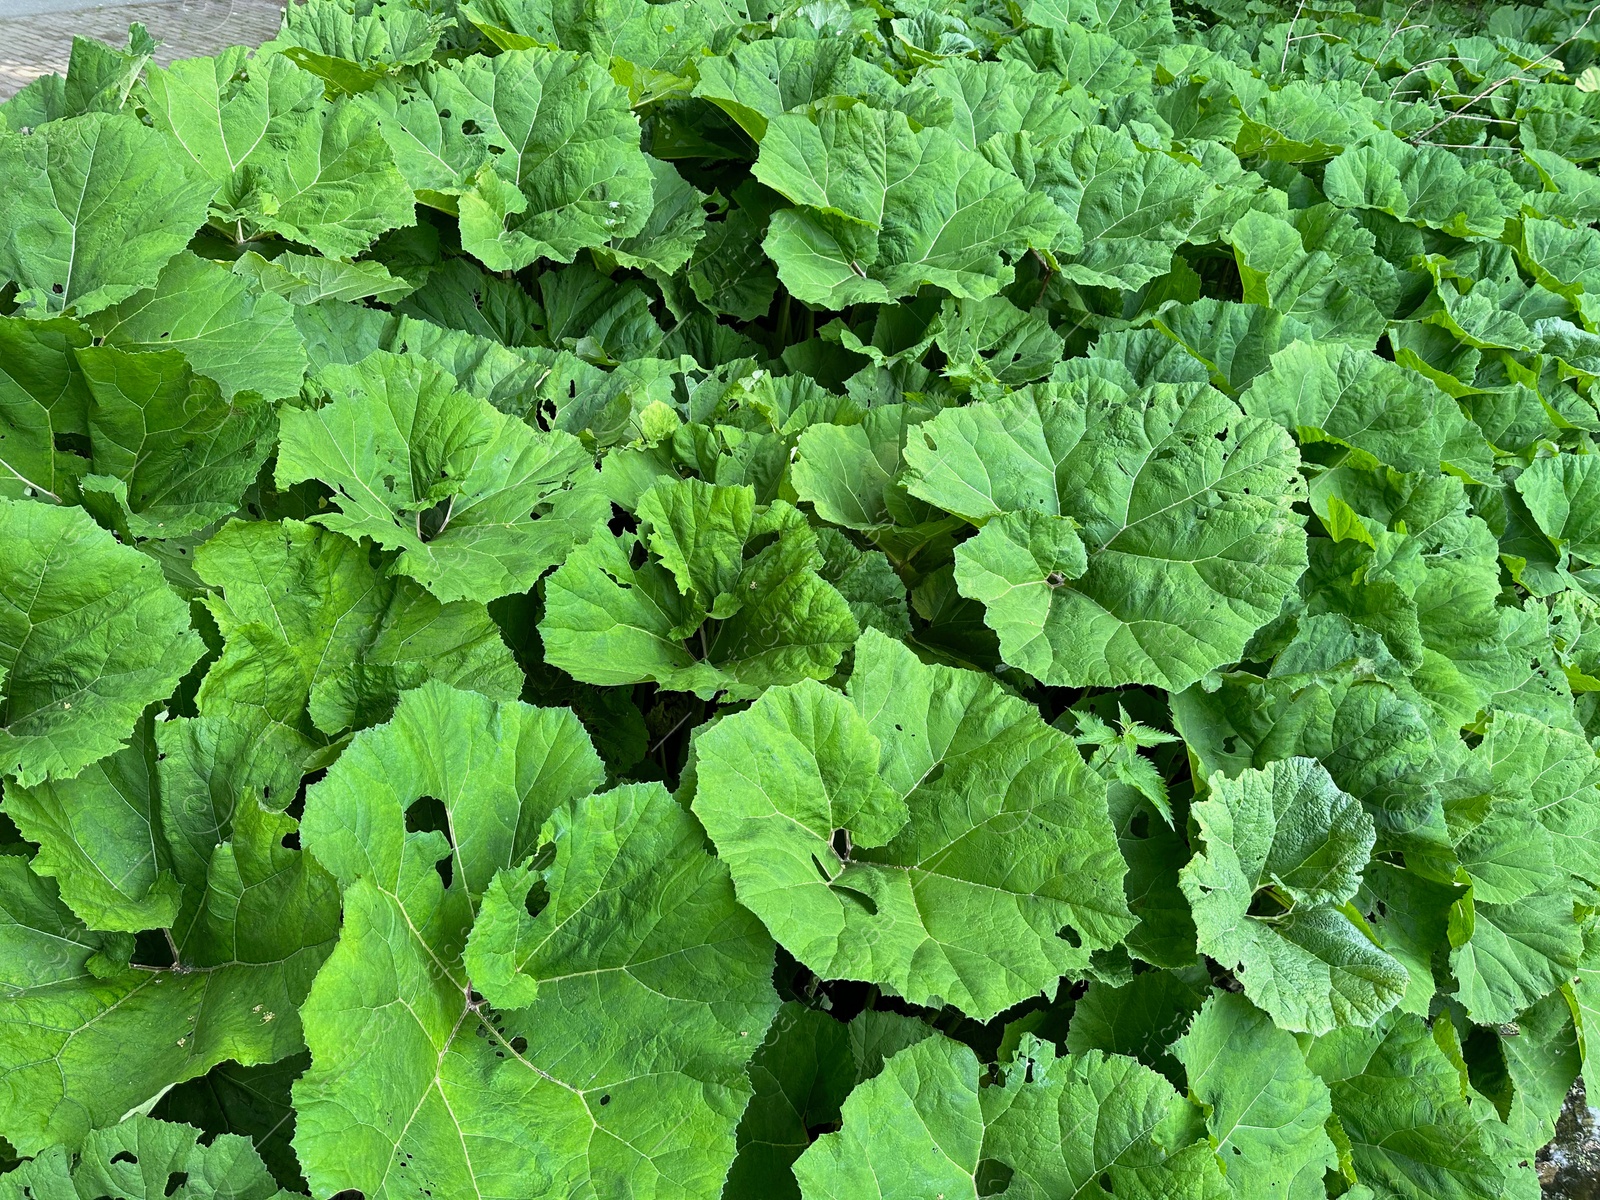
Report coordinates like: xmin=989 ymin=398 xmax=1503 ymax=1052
xmin=275 ymin=349 xmax=608 ymax=604
xmin=0 ymin=498 xmax=203 ymax=786
xmin=0 ymin=111 xmax=216 ymax=317
xmin=293 ymin=681 xmax=777 ymax=1200
xmin=905 ymin=380 xmax=1307 ymax=691
xmin=1180 ymin=758 xmax=1406 ymax=1034
xmin=692 ymin=628 xmax=1131 ymax=1021
xmin=539 ymin=479 xmax=860 ymax=699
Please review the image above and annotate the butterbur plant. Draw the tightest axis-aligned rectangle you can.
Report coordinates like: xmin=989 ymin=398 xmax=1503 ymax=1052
xmin=3 ymin=0 xmax=1600 ymax=1197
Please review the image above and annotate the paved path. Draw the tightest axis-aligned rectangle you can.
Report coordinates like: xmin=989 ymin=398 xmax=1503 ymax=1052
xmin=0 ymin=0 xmax=284 ymax=99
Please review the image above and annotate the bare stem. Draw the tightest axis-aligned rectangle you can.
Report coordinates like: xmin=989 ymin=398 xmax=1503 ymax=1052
xmin=1361 ymin=3 xmax=1423 ymax=88
xmin=1410 ymin=3 xmax=1600 ymax=142
xmin=1281 ymin=0 xmax=1308 ymax=72
xmin=648 ymin=707 xmax=698 ymax=756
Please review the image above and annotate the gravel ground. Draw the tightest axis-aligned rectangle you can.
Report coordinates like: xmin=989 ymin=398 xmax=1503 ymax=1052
xmin=1544 ymin=1081 xmax=1600 ymax=1199
xmin=0 ymin=0 xmax=284 ymax=99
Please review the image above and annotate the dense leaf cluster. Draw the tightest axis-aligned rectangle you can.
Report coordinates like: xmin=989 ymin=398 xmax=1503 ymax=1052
xmin=3 ymin=0 xmax=1600 ymax=1196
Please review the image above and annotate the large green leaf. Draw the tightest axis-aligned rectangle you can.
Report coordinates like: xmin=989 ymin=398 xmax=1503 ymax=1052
xmin=1225 ymin=211 xmax=1384 ymax=344
xmin=754 ymin=105 xmax=1066 ymax=307
xmin=817 ymin=528 xmax=911 ymax=638
xmin=0 ymin=1113 xmax=290 ymax=1200
xmin=1016 ymin=124 xmax=1214 ymax=289
xmin=384 ymin=315 xmax=554 ymax=414
xmin=725 ymin=1004 xmax=932 ymax=1200
xmin=0 ymin=797 xmax=338 ymax=1155
xmin=1173 ymin=992 xmax=1338 ymax=1200
xmin=0 ymin=315 xmax=92 ymax=502
xmin=692 ymin=627 xmax=1131 ymax=1020
xmin=1449 ymin=886 xmax=1583 ymax=1025
xmin=144 ymin=50 xmax=414 ymax=258
xmin=275 ymin=349 xmax=607 ymax=604
xmin=150 ymin=1054 xmax=308 ymax=1193
xmin=682 ymin=193 xmax=782 ymax=320
xmin=1451 ymin=802 xmax=1559 ymax=906
xmin=1322 ymin=134 xmax=1515 ymax=238
xmin=76 ymin=345 xmax=275 ymax=538
xmin=791 ymin=404 xmax=943 ymax=534
xmin=0 ymin=112 xmax=216 ymax=317
xmin=792 ymin=1033 xmax=1223 ymax=1200
xmin=362 ymin=48 xmax=653 ymax=269
xmin=1064 ymin=970 xmax=1205 ymax=1079
xmin=1153 ymin=299 xmax=1316 ymax=397
xmin=0 ymin=498 xmax=203 ymax=786
xmin=602 ymin=155 xmax=708 ymax=273
xmin=193 ymin=517 xmax=520 ymax=737
xmin=277 ymin=0 xmax=446 ymax=87
xmin=1172 ymin=664 xmax=1453 ymax=870
xmin=142 ymin=47 xmax=306 ymax=180
xmin=235 ymin=248 xmax=414 ymax=306
xmin=1519 ymin=216 xmax=1600 ymax=311
xmin=1 ymin=719 xmax=180 ymax=933
xmin=459 ymin=0 xmax=740 ymax=75
xmin=693 ymin=37 xmax=911 ymax=142
xmin=793 ymin=1035 xmax=987 ymax=1200
xmin=979 ymin=1039 xmax=1224 ymax=1199
xmin=293 ymin=681 xmax=777 ymax=1200
xmin=85 ymin=252 xmax=308 ymax=402
xmin=904 ymin=381 xmax=1307 ymax=690
xmin=228 ymin=84 xmax=418 ymax=253
xmin=1179 ymin=758 xmax=1406 ymax=1034
xmin=540 ymin=480 xmax=859 ymax=699
xmin=1242 ymin=341 xmax=1461 ymax=473
xmin=923 ymin=57 xmax=1092 ymax=150
xmin=934 ymin=294 xmax=1065 ymax=391
xmin=1476 ymin=711 xmax=1600 ymax=885
xmin=1232 ymin=79 xmax=1372 ymax=163
xmin=1516 ymin=453 xmax=1600 ymax=567
xmin=1307 ymin=1011 xmax=1532 ymax=1199
xmin=0 ymin=25 xmax=153 ymax=132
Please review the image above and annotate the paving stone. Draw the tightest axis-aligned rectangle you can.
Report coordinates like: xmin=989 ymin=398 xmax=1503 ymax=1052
xmin=0 ymin=0 xmax=284 ymax=99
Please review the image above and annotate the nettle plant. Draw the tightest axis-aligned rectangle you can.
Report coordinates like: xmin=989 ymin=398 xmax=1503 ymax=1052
xmin=3 ymin=0 xmax=1600 ymax=1196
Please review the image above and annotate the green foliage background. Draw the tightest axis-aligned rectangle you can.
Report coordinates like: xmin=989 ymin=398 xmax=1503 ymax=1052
xmin=3 ymin=0 xmax=1600 ymax=1196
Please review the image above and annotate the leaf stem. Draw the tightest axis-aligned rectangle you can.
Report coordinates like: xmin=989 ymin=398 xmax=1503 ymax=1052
xmin=648 ymin=706 xmax=698 ymax=756
xmin=0 ymin=456 xmax=61 ymax=502
xmin=164 ymin=928 xmax=184 ymax=971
